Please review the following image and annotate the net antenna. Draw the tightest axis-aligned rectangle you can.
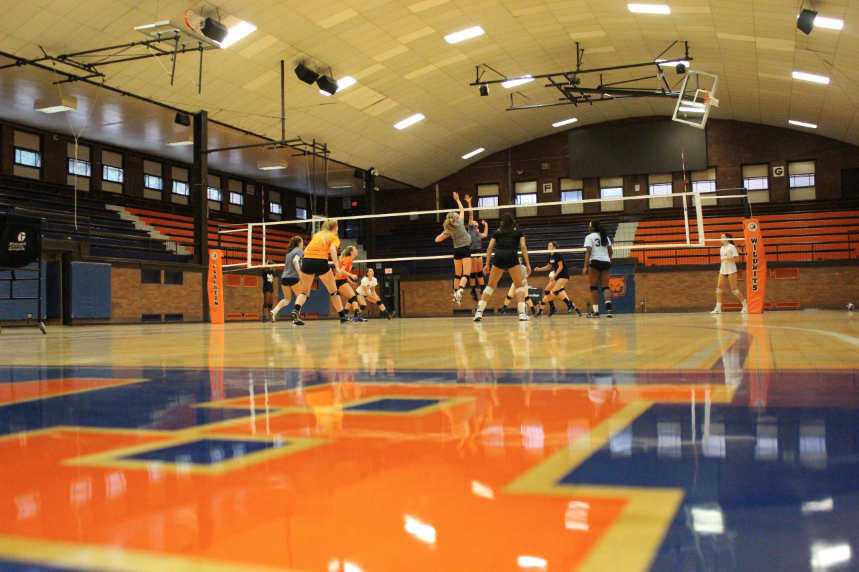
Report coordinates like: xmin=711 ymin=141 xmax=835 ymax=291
xmin=672 ymin=70 xmax=719 ymax=129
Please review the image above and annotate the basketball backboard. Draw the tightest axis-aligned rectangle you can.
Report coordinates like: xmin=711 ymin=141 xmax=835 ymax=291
xmin=672 ymin=71 xmax=719 ymax=129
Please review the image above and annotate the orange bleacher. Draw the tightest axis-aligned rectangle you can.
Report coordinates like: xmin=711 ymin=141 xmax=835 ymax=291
xmin=125 ymin=208 xmax=308 ymax=266
xmin=633 ymin=211 xmax=859 ymax=266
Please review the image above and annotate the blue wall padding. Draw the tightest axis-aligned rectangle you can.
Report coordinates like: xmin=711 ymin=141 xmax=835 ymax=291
xmin=0 ymin=281 xmax=9 ymax=299
xmin=276 ymin=278 xmax=330 ymax=316
xmin=0 ymin=261 xmax=45 ymax=319
xmin=45 ymin=261 xmax=62 ymax=319
xmin=0 ymin=299 xmax=39 ymax=320
xmin=12 ymin=280 xmax=38 ymax=298
xmin=0 ymin=271 xmax=11 ymax=280
xmin=70 ymin=262 xmax=112 ymax=319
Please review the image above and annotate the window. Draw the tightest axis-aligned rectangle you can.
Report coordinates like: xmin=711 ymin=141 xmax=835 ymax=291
xmin=103 ymin=165 xmax=124 ymax=183
xmin=270 ymin=203 xmax=282 ymax=215
xmin=144 ymin=174 xmax=163 ymax=190
xmin=172 ymin=181 xmax=190 ymax=196
xmin=478 ymin=196 xmax=499 ymax=208
xmin=515 ymin=193 xmax=537 ymax=205
xmin=68 ymin=158 xmax=91 ymax=177
xmin=14 ymin=148 xmax=41 ymax=168
xmin=744 ymin=176 xmax=768 ymax=190
xmin=296 ymin=207 xmax=308 ymax=219
xmin=229 ymin=192 xmax=244 ymax=206
xmin=692 ymin=180 xmax=716 ymax=193
xmin=601 ymin=187 xmax=623 ymax=199
xmin=207 ymin=187 xmax=222 ymax=201
xmin=649 ymin=183 xmax=672 ymax=195
xmin=789 ymin=173 xmax=815 ymax=188
xmin=561 ymin=190 xmax=582 ymax=202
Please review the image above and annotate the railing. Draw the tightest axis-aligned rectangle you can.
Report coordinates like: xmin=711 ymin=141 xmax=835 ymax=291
xmin=636 ymin=240 xmax=857 ymax=266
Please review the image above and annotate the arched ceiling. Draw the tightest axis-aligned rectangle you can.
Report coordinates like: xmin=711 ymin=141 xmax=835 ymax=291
xmin=0 ymin=0 xmax=855 ymax=190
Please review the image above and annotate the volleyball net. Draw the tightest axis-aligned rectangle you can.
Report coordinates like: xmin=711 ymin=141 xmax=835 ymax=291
xmin=217 ymin=188 xmax=753 ymax=273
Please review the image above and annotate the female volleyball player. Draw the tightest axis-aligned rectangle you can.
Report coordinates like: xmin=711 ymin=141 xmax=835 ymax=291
xmin=464 ymin=195 xmax=489 ymax=301
xmin=261 ymin=260 xmax=275 ymax=321
xmin=290 ymin=219 xmax=352 ymax=326
xmin=711 ymin=233 xmax=747 ymax=314
xmin=474 ymin=212 xmax=531 ymax=322
xmin=269 ymin=236 xmax=304 ymax=323
xmin=336 ymin=246 xmax=367 ymax=322
xmin=356 ymin=268 xmax=392 ymax=319
xmin=435 ymin=192 xmax=472 ymax=305
xmin=582 ymin=221 xmax=613 ymax=319
xmin=534 ymin=241 xmax=582 ymax=317
xmin=498 ymin=255 xmax=538 ymax=316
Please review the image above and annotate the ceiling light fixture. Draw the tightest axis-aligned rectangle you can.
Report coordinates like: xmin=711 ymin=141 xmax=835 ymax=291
xmin=628 ymin=4 xmax=671 ymax=14
xmin=462 ymin=148 xmax=485 ymax=159
xmin=502 ymin=75 xmax=534 ymax=88
xmin=217 ymin=21 xmax=256 ymax=48
xmin=792 ymin=71 xmax=830 ymax=84
xmin=679 ymin=106 xmax=706 ymax=113
xmin=814 ymin=16 xmax=844 ymax=30
xmin=394 ymin=113 xmax=425 ymax=130
xmin=320 ymin=76 xmax=356 ymax=96
xmin=258 ymin=160 xmax=288 ymax=170
xmin=445 ymin=26 xmax=485 ymax=44
xmin=34 ymin=94 xmax=77 ymax=114
xmin=789 ymin=119 xmax=817 ymax=128
xmin=552 ymin=117 xmax=578 ymax=127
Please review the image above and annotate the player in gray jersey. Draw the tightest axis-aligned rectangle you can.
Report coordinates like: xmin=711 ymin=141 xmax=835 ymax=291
xmin=435 ymin=192 xmax=473 ymax=305
xmin=464 ymin=194 xmax=489 ymax=301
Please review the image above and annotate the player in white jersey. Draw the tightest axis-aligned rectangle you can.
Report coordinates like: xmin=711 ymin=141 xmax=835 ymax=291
xmin=582 ymin=220 xmax=613 ymax=319
xmin=711 ymin=233 xmax=747 ymax=314
xmin=356 ymin=268 xmax=392 ymax=319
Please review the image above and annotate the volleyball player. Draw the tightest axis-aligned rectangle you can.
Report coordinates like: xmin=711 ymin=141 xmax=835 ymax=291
xmin=498 ymin=255 xmax=538 ymax=316
xmin=336 ymin=246 xmax=367 ymax=322
xmin=711 ymin=232 xmax=747 ymax=314
xmin=435 ymin=192 xmax=472 ymax=305
xmin=261 ymin=260 xmax=275 ymax=321
xmin=356 ymin=268 xmax=392 ymax=319
xmin=290 ymin=219 xmax=352 ymax=326
xmin=474 ymin=212 xmax=531 ymax=322
xmin=582 ymin=220 xmax=613 ymax=319
xmin=534 ymin=241 xmax=582 ymax=317
xmin=464 ymin=195 xmax=489 ymax=301
xmin=270 ymin=236 xmax=304 ymax=323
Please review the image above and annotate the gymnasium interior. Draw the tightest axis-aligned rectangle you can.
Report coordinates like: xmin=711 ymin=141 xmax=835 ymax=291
xmin=1 ymin=1 xmax=859 ymax=571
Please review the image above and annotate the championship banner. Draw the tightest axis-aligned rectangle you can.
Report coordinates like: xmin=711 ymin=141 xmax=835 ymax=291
xmin=207 ymin=250 xmax=225 ymax=324
xmin=742 ymin=219 xmax=766 ymax=314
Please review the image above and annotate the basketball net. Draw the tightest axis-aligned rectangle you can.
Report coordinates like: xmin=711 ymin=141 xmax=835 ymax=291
xmin=184 ymin=9 xmax=202 ymax=33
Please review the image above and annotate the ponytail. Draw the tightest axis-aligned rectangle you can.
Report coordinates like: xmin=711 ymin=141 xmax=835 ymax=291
xmin=724 ymin=232 xmax=736 ymax=247
xmin=591 ymin=220 xmax=608 ymax=245
xmin=339 ymin=245 xmax=356 ymax=262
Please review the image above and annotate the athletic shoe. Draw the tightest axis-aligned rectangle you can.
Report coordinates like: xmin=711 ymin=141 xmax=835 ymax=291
xmin=531 ymin=306 xmax=538 ymax=316
xmin=473 ymin=311 xmax=483 ymax=322
xmin=586 ymin=312 xmax=600 ymax=319
xmin=454 ymin=289 xmax=463 ymax=306
xmin=353 ymin=315 xmax=368 ymax=322
xmin=606 ymin=311 xmax=613 ymax=320
xmin=290 ymin=310 xmax=305 ymax=326
xmin=269 ymin=309 xmax=277 ymax=323
xmin=566 ymin=304 xmax=575 ymax=314
xmin=519 ymin=312 xmax=530 ymax=322
xmin=340 ymin=315 xmax=353 ymax=324
xmin=470 ymin=289 xmax=479 ymax=302
xmin=548 ymin=306 xmax=558 ymax=317
xmin=498 ymin=306 xmax=508 ymax=316
xmin=535 ymin=309 xmax=544 ymax=317
xmin=262 ymin=315 xmax=268 ymax=323
xmin=741 ymin=303 xmax=748 ymax=314
xmin=710 ymin=307 xmax=722 ymax=314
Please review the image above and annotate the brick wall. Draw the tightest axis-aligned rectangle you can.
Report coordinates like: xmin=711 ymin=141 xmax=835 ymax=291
xmin=111 ymin=266 xmax=204 ymax=323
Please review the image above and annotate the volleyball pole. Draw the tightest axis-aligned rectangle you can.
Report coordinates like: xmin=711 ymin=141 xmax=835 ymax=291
xmin=681 ymin=147 xmax=691 ymax=245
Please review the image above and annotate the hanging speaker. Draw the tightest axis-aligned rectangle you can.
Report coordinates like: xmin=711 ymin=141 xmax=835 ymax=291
xmin=797 ymin=9 xmax=817 ymax=35
xmin=201 ymin=18 xmax=228 ymax=44
xmin=317 ymin=75 xmax=338 ymax=95
xmin=294 ymin=63 xmax=319 ymax=85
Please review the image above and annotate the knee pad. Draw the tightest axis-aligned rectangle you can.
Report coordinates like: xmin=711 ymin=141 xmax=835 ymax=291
xmin=455 ymin=275 xmax=462 ymax=282
xmin=544 ymin=290 xmax=552 ymax=296
xmin=471 ymin=272 xmax=478 ymax=278
xmin=732 ymin=290 xmax=740 ymax=296
xmin=483 ymin=286 xmax=494 ymax=296
xmin=716 ymin=288 xmax=723 ymax=294
xmin=553 ymin=289 xmax=564 ymax=295
xmin=557 ymin=287 xmax=565 ymax=293
xmin=360 ymin=305 xmax=367 ymax=311
xmin=505 ymin=295 xmax=512 ymax=301
xmin=602 ymin=287 xmax=611 ymax=292
xmin=515 ymin=286 xmax=526 ymax=294
xmin=330 ymin=291 xmax=338 ymax=297
xmin=348 ymin=295 xmax=358 ymax=304
xmin=590 ymin=286 xmax=598 ymax=292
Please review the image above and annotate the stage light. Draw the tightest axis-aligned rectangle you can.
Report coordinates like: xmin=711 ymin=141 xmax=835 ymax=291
xmin=552 ymin=118 xmax=577 ymax=127
xmin=445 ymin=26 xmax=484 ymax=44
xmin=789 ymin=120 xmax=817 ymax=129
xmin=175 ymin=112 xmax=191 ymax=126
xmin=792 ymin=71 xmax=829 ymax=84
xmin=797 ymin=9 xmax=817 ymax=35
xmin=317 ymin=75 xmax=338 ymax=95
xmin=628 ymin=4 xmax=670 ymax=14
xmin=394 ymin=113 xmax=425 ymax=130
xmin=676 ymin=63 xmax=686 ymax=73
xmin=200 ymin=18 xmax=228 ymax=44
xmin=462 ymin=148 xmax=485 ymax=159
xmin=34 ymin=94 xmax=76 ymax=114
xmin=479 ymin=84 xmax=489 ymax=96
xmin=295 ymin=63 xmax=319 ymax=85
xmin=502 ymin=75 xmax=533 ymax=88
xmin=217 ymin=21 xmax=256 ymax=48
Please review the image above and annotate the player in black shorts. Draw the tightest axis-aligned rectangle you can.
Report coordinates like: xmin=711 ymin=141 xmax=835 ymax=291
xmin=473 ymin=212 xmax=531 ymax=322
xmin=261 ymin=260 xmax=275 ymax=321
xmin=534 ymin=241 xmax=582 ymax=317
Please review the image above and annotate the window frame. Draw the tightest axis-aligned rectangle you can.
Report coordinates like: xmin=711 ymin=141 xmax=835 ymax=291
xmin=67 ymin=158 xmax=91 ymax=177
xmin=172 ymin=180 xmax=190 ymax=196
xmin=296 ymin=207 xmax=308 ymax=219
xmin=743 ymin=176 xmax=769 ymax=191
xmin=561 ymin=190 xmax=583 ymax=202
xmin=229 ymin=192 xmax=244 ymax=206
xmin=691 ymin=180 xmax=716 ymax=193
xmin=14 ymin=148 xmax=42 ymax=168
xmin=207 ymin=187 xmax=222 ymax=202
xmin=648 ymin=182 xmax=672 ymax=196
xmin=269 ymin=202 xmax=282 ymax=215
xmin=143 ymin=174 xmax=163 ymax=190
xmin=514 ymin=193 xmax=537 ymax=205
xmin=477 ymin=195 xmax=499 ymax=208
xmin=789 ymin=173 xmax=815 ymax=188
xmin=102 ymin=165 xmax=124 ymax=183
xmin=600 ymin=186 xmax=623 ymax=199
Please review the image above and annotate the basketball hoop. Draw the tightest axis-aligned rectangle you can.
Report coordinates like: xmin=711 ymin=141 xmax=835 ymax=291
xmin=703 ymin=92 xmax=719 ymax=108
xmin=184 ymin=9 xmax=202 ymax=34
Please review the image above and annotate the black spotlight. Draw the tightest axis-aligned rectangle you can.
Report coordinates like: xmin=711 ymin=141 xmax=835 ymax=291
xmin=294 ymin=63 xmax=319 ymax=85
xmin=797 ymin=9 xmax=817 ymax=35
xmin=317 ymin=75 xmax=338 ymax=95
xmin=200 ymin=18 xmax=228 ymax=44
xmin=676 ymin=63 xmax=687 ymax=74
xmin=354 ymin=169 xmax=364 ymax=180
xmin=175 ymin=112 xmax=191 ymax=127
xmin=479 ymin=84 xmax=489 ymax=96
